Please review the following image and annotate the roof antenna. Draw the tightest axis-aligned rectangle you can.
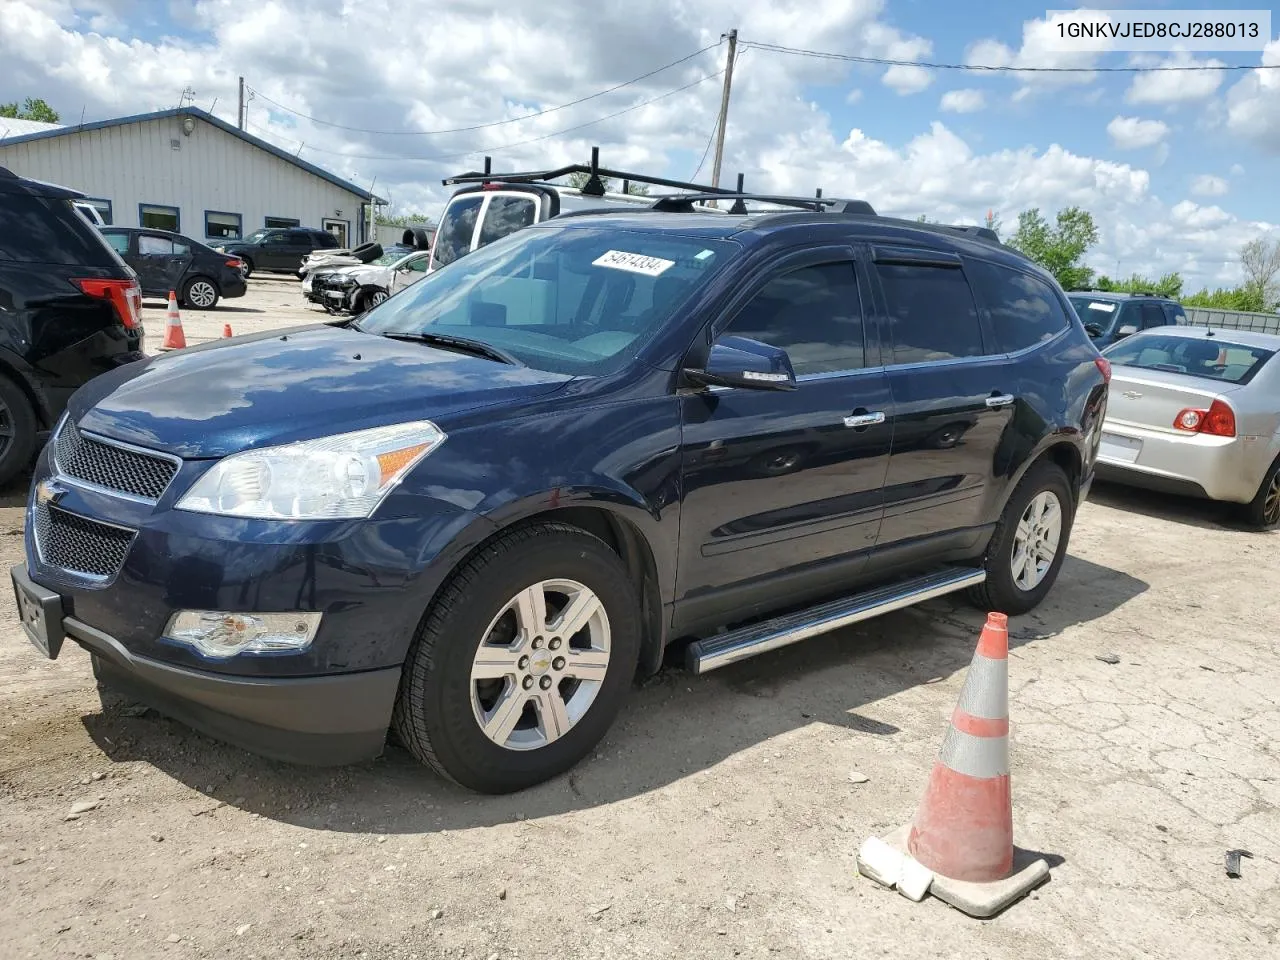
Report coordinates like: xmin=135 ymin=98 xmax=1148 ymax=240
xmin=729 ymin=172 xmax=747 ymax=214
xmin=581 ymin=146 xmax=606 ymax=197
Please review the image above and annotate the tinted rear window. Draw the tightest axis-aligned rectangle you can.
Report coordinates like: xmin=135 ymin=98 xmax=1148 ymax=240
xmin=432 ymin=194 xmax=484 ymax=267
xmin=0 ymin=195 xmax=120 ymax=266
xmin=1103 ymin=333 xmax=1275 ymax=385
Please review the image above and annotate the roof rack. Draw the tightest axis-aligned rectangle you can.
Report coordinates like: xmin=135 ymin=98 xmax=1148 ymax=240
xmin=649 ymin=192 xmax=876 ymax=215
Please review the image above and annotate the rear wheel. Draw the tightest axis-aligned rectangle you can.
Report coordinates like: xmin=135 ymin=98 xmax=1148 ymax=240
xmin=1243 ymin=456 xmax=1280 ymax=530
xmin=0 ymin=375 xmax=38 ymax=488
xmin=182 ymin=276 xmax=219 ymax=310
xmin=239 ymin=257 xmax=254 ymax=278
xmin=392 ymin=522 xmax=641 ymax=794
xmin=967 ymin=459 xmax=1075 ymax=616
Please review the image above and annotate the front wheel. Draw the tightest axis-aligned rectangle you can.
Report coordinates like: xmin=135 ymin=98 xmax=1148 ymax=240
xmin=1243 ymin=456 xmax=1280 ymax=530
xmin=358 ymin=287 xmax=389 ymax=312
xmin=967 ymin=459 xmax=1075 ymax=616
xmin=393 ymin=522 xmax=641 ymax=793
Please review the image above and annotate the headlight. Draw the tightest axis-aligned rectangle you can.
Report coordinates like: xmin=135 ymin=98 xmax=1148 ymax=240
xmin=164 ymin=611 xmax=322 ymax=658
xmin=175 ymin=421 xmax=446 ymax=520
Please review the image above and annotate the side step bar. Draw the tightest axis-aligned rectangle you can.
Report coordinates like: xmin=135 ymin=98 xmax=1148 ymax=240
xmin=685 ymin=567 xmax=987 ymax=675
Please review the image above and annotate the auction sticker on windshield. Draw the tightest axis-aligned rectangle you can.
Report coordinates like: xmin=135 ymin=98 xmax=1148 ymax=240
xmin=592 ymin=250 xmax=675 ymax=277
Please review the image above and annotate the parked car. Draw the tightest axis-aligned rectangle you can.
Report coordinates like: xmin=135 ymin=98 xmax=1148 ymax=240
xmin=302 ymin=247 xmax=407 ymax=304
xmin=1094 ymin=325 xmax=1280 ymax=528
xmin=428 ymin=150 xmax=731 ymax=273
xmin=299 ymin=227 xmax=432 ymax=279
xmin=212 ymin=226 xmax=340 ymax=277
xmin=0 ymin=165 xmax=146 ymax=486
xmin=314 ymin=248 xmax=433 ymax=314
xmin=10 ymin=192 xmax=1109 ymax=795
xmin=99 ymin=227 xmax=247 ymax=310
xmin=72 ymin=200 xmax=106 ymax=227
xmin=1067 ymin=290 xmax=1187 ymax=350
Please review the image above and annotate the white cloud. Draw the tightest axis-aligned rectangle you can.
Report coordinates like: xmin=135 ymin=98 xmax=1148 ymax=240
xmin=882 ymin=64 xmax=931 ymax=95
xmin=1190 ymin=174 xmax=1228 ymax=197
xmin=1107 ymin=115 xmax=1170 ymax=150
xmin=939 ymin=88 xmax=985 ymax=113
xmin=845 ymin=88 xmax=863 ymax=104
xmin=1230 ymin=163 xmax=1245 ymax=176
xmin=1124 ymin=51 xmax=1225 ymax=104
xmin=966 ymin=11 xmax=1107 ymax=99
xmin=1224 ymin=38 xmax=1280 ymax=149
xmin=866 ymin=23 xmax=934 ymax=95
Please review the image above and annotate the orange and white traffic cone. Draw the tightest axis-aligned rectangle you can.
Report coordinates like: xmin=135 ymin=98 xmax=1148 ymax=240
xmin=222 ymin=323 xmax=233 ymax=338
xmin=856 ymin=612 xmax=1050 ymax=917
xmin=159 ymin=290 xmax=186 ymax=350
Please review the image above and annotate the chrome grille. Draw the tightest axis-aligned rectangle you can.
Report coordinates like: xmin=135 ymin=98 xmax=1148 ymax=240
xmin=33 ymin=501 xmax=135 ymax=580
xmin=54 ymin=421 xmax=178 ymax=501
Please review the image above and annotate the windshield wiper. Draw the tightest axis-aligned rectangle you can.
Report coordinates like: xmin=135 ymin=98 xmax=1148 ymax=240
xmin=379 ymin=331 xmax=520 ymax=366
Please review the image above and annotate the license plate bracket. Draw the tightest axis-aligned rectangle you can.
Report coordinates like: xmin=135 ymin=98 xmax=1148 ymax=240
xmin=10 ymin=563 xmax=66 ymax=659
xmin=1100 ymin=431 xmax=1142 ymax=464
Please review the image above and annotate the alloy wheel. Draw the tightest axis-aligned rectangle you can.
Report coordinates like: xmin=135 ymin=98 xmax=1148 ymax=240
xmin=1010 ymin=490 xmax=1063 ymax=591
xmin=187 ymin=280 xmax=217 ymax=308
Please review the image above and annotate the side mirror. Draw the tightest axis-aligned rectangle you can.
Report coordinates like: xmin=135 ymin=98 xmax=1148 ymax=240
xmin=1083 ymin=322 xmax=1104 ymax=338
xmin=1116 ymin=323 xmax=1138 ymax=339
xmin=683 ymin=335 xmax=797 ymax=391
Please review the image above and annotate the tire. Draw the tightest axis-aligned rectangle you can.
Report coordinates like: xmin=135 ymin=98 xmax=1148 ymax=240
xmin=412 ymin=227 xmax=432 ymax=251
xmin=0 ymin=375 xmax=38 ymax=488
xmin=966 ymin=459 xmax=1075 ymax=616
xmin=392 ymin=522 xmax=641 ymax=794
xmin=354 ymin=243 xmax=384 ymax=263
xmin=240 ymin=257 xmax=254 ymax=278
xmin=181 ymin=276 xmax=219 ymax=310
xmin=1243 ymin=455 xmax=1280 ymax=530
xmin=359 ymin=287 xmax=389 ymax=312
xmin=351 ymin=240 xmax=379 ymax=257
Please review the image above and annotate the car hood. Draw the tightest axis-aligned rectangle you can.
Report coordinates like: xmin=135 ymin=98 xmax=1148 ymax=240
xmin=346 ymin=264 xmax=392 ymax=285
xmin=70 ymin=324 xmax=574 ymax=458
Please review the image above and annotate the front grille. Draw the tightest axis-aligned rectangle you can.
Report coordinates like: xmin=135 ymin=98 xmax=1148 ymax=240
xmin=34 ymin=501 xmax=135 ymax=580
xmin=54 ymin=421 xmax=178 ymax=501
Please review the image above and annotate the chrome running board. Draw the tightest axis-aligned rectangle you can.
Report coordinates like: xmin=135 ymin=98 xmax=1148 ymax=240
xmin=686 ymin=566 xmax=987 ymax=675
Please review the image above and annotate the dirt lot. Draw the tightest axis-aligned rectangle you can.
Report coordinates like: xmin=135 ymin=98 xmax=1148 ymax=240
xmin=1 ymin=277 xmax=1277 ymax=959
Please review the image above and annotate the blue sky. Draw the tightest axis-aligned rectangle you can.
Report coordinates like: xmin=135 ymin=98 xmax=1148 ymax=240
xmin=1 ymin=1 xmax=1277 ymax=289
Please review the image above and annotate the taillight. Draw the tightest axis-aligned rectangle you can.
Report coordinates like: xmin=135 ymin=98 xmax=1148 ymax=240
xmin=74 ymin=277 xmax=142 ymax=329
xmin=226 ymin=258 xmax=244 ymax=269
xmin=481 ymin=182 xmax=503 ymax=190
xmin=1173 ymin=398 xmax=1236 ymax=437
xmin=1094 ymin=357 xmax=1111 ymax=383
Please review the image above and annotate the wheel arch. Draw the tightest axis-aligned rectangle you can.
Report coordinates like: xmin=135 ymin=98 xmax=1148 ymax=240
xmin=0 ymin=346 xmax=53 ymax=428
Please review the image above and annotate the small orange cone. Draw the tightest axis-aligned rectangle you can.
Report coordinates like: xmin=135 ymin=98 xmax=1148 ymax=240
xmin=159 ymin=290 xmax=186 ymax=350
xmin=856 ymin=611 xmax=1050 ymax=917
xmin=222 ymin=323 xmax=233 ymax=338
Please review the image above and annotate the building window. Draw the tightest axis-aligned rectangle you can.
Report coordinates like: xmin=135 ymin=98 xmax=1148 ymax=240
xmin=205 ymin=210 xmax=242 ymax=240
xmin=139 ymin=203 xmax=179 ymax=232
xmin=83 ymin=198 xmax=113 ymax=225
xmin=265 ymin=216 xmax=299 ymax=228
xmin=322 ymin=218 xmax=349 ymax=247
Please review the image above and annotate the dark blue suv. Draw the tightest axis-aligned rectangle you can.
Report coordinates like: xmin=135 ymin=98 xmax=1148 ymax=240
xmin=1067 ymin=290 xmax=1187 ymax=350
xmin=11 ymin=194 xmax=1110 ymax=793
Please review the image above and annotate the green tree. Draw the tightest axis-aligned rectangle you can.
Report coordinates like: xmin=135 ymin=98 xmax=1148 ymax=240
xmin=1093 ymin=272 xmax=1183 ymax=299
xmin=984 ymin=209 xmax=1002 ymax=239
xmin=1239 ymin=236 xmax=1280 ymax=310
xmin=1007 ymin=206 xmax=1099 ymax=290
xmin=375 ymin=210 xmax=433 ymax=228
xmin=0 ymin=97 xmax=60 ymax=123
xmin=1181 ymin=285 xmax=1269 ymax=312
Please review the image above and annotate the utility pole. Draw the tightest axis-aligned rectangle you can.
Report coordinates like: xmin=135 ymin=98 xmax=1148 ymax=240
xmin=709 ymin=29 xmax=738 ymax=207
xmin=237 ymin=76 xmax=245 ymax=129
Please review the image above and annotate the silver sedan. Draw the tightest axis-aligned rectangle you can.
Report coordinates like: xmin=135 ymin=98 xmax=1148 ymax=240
xmin=1094 ymin=325 xmax=1280 ymax=529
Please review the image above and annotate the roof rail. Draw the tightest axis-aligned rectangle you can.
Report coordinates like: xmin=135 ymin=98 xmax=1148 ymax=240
xmin=444 ymin=146 xmax=759 ymax=198
xmin=650 ymin=192 xmax=875 ymax=214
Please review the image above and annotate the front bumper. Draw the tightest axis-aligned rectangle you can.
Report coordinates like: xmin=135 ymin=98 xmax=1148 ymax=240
xmin=1096 ymin=421 xmax=1264 ymax=504
xmin=13 ymin=562 xmax=400 ymax=765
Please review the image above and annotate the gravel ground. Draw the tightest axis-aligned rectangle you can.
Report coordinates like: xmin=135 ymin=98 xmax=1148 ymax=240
xmin=1 ymin=279 xmax=1276 ymax=959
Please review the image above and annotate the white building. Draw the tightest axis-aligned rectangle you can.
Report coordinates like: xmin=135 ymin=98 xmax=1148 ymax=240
xmin=0 ymin=107 xmax=382 ymax=248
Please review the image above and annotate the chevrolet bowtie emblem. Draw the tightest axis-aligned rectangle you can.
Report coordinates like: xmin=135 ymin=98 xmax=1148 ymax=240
xmin=35 ymin=479 xmax=65 ymax=506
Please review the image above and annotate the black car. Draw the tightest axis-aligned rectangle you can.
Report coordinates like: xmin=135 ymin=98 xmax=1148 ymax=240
xmin=11 ymin=186 xmax=1109 ymax=795
xmin=1067 ymin=289 xmax=1188 ymax=350
xmin=213 ymin=227 xmax=340 ymax=277
xmin=100 ymin=227 xmax=247 ymax=310
xmin=0 ymin=165 xmax=146 ymax=486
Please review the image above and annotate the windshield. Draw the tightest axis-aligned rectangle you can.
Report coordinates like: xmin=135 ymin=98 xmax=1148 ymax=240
xmin=372 ymin=249 xmax=408 ymax=266
xmin=242 ymin=229 xmax=269 ymax=244
xmin=356 ymin=224 xmax=740 ymax=375
xmin=1102 ymin=333 xmax=1275 ymax=385
xmin=1068 ymin=296 xmax=1119 ymax=335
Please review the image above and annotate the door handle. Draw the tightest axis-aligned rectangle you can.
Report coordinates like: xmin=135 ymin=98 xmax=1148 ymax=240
xmin=843 ymin=410 xmax=886 ymax=428
xmin=985 ymin=393 xmax=1016 ymax=408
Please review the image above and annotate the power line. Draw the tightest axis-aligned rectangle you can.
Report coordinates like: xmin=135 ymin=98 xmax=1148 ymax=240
xmin=245 ymin=69 xmax=724 ymax=163
xmin=244 ymin=42 xmax=721 ymax=137
xmin=743 ymin=40 xmax=1280 ymax=72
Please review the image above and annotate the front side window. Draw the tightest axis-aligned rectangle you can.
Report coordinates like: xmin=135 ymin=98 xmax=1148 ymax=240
xmin=205 ymin=210 xmax=241 ymax=240
xmin=432 ymin=194 xmax=485 ymax=268
xmin=721 ymin=261 xmax=865 ymax=375
xmin=966 ymin=259 xmax=1070 ymax=353
xmin=140 ymin=203 xmax=179 ymax=231
xmin=1139 ymin=302 xmax=1166 ymax=330
xmin=357 ymin=224 xmax=741 ymax=375
xmin=1102 ymin=333 xmax=1275 ymax=385
xmin=877 ymin=261 xmax=985 ymax=364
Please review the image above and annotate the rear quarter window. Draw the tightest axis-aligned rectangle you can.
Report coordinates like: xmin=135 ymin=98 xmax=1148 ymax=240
xmin=966 ymin=259 xmax=1071 ymax=353
xmin=0 ymin=195 xmax=121 ymax=267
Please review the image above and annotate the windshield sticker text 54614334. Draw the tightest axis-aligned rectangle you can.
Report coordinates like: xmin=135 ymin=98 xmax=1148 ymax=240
xmin=592 ymin=250 xmax=675 ymax=277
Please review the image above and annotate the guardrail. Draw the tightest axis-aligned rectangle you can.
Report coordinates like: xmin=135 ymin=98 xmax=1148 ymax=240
xmin=1181 ymin=307 xmax=1280 ymax=335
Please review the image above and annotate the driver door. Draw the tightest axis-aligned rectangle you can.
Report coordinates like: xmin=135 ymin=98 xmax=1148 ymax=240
xmin=672 ymin=245 xmax=895 ymax=635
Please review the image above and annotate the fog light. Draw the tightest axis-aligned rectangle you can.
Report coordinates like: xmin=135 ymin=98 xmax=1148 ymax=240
xmin=163 ymin=611 xmax=322 ymax=659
